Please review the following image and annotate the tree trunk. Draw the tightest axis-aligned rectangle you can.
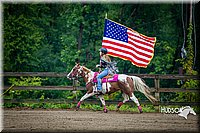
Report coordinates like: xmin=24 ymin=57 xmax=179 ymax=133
xmin=78 ymin=23 xmax=83 ymax=50
xmin=189 ymin=2 xmax=192 ymax=24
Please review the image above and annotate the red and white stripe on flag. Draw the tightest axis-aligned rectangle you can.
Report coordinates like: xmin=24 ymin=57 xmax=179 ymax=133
xmin=102 ymin=19 xmax=156 ymax=68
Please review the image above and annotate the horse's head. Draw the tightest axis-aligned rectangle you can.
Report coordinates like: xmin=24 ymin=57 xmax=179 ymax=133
xmin=188 ymin=107 xmax=196 ymax=115
xmin=67 ymin=63 xmax=83 ymax=80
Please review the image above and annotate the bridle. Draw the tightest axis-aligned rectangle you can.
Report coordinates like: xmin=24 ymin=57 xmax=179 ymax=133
xmin=67 ymin=65 xmax=96 ymax=92
xmin=68 ymin=65 xmax=91 ymax=82
xmin=67 ymin=65 xmax=85 ymax=91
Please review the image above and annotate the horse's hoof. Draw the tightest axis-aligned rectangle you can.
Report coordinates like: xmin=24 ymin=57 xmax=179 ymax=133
xmin=76 ymin=101 xmax=81 ymax=109
xmin=104 ymin=109 xmax=108 ymax=113
xmin=117 ymin=102 xmax=123 ymax=108
xmin=138 ymin=105 xmax=143 ymax=113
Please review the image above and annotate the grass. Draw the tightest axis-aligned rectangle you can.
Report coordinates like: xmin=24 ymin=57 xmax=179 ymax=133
xmin=3 ymin=102 xmax=157 ymax=113
xmin=3 ymin=102 xmax=199 ymax=113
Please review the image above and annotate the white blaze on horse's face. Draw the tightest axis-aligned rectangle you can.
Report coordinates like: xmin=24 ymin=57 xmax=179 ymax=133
xmin=67 ymin=65 xmax=75 ymax=79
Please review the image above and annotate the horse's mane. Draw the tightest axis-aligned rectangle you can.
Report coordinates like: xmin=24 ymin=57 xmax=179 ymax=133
xmin=82 ymin=66 xmax=92 ymax=73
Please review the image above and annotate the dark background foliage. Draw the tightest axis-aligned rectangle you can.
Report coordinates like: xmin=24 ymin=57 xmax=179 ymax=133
xmin=3 ymin=2 xmax=199 ymax=103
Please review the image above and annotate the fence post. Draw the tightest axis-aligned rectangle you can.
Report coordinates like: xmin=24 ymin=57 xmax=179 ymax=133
xmin=72 ymin=79 xmax=80 ymax=101
xmin=154 ymin=75 xmax=160 ymax=112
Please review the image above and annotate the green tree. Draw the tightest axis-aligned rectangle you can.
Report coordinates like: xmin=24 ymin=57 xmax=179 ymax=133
xmin=174 ymin=23 xmax=199 ymax=102
xmin=3 ymin=4 xmax=44 ymax=72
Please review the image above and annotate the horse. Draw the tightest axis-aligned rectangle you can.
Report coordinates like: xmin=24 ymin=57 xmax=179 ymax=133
xmin=67 ymin=63 xmax=158 ymax=113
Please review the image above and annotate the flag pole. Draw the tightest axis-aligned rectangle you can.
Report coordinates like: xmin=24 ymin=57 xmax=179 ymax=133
xmin=105 ymin=13 xmax=107 ymax=19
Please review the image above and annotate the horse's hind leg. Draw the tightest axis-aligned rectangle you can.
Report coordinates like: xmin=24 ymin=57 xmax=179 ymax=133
xmin=126 ymin=77 xmax=143 ymax=113
xmin=117 ymin=78 xmax=142 ymax=113
xmin=117 ymin=93 xmax=129 ymax=110
xmin=130 ymin=93 xmax=143 ymax=113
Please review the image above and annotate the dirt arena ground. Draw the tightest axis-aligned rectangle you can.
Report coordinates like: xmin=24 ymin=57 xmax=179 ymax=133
xmin=2 ymin=108 xmax=199 ymax=133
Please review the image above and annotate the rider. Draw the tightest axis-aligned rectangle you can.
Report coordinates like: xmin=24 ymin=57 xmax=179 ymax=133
xmin=96 ymin=48 xmax=111 ymax=93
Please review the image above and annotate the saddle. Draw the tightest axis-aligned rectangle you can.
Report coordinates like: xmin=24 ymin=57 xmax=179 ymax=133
xmin=92 ymin=72 xmax=118 ymax=83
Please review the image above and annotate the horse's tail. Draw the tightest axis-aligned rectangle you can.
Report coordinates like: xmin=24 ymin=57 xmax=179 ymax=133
xmin=130 ymin=76 xmax=158 ymax=104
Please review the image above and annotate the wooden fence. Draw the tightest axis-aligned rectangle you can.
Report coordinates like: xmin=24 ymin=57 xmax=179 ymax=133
xmin=3 ymin=72 xmax=200 ymax=106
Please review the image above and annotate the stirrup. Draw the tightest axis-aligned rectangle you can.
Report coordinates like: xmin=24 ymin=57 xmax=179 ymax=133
xmin=97 ymin=90 xmax=102 ymax=93
xmin=96 ymin=90 xmax=103 ymax=95
xmin=94 ymin=89 xmax=102 ymax=94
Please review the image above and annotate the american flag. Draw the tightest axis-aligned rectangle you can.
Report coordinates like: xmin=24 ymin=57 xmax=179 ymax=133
xmin=102 ymin=19 xmax=156 ymax=68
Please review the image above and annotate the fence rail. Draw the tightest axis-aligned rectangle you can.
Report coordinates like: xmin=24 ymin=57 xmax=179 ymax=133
xmin=3 ymin=86 xmax=199 ymax=93
xmin=3 ymin=72 xmax=199 ymax=79
xmin=3 ymin=72 xmax=200 ymax=107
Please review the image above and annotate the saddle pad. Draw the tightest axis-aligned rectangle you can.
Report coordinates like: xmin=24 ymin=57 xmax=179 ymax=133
xmin=93 ymin=72 xmax=118 ymax=83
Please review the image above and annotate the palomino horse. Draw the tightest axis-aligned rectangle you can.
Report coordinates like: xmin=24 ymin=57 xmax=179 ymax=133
xmin=67 ymin=63 xmax=158 ymax=113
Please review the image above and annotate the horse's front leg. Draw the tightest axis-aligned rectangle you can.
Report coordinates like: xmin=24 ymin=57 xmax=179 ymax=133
xmin=98 ymin=95 xmax=108 ymax=113
xmin=76 ymin=92 xmax=95 ymax=110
